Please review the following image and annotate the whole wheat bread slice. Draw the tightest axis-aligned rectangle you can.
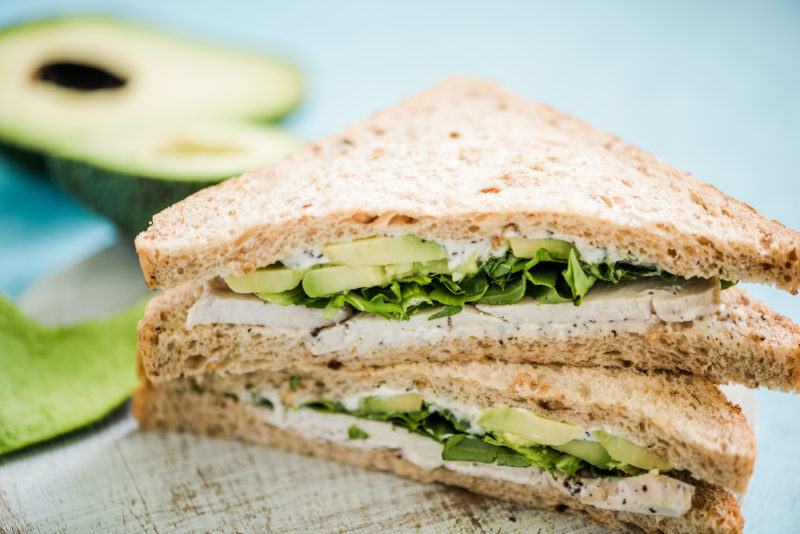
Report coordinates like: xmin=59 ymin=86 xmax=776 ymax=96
xmin=137 ymin=281 xmax=800 ymax=391
xmin=133 ymin=375 xmax=745 ymax=533
xmin=135 ymin=355 xmax=755 ymax=494
xmin=135 ymin=78 xmax=800 ymax=292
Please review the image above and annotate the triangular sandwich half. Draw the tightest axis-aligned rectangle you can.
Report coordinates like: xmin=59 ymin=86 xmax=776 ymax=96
xmin=134 ymin=78 xmax=800 ymax=390
xmin=134 ymin=360 xmax=753 ymax=533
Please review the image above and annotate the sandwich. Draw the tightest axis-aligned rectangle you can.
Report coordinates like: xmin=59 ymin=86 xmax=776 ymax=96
xmin=135 ymin=361 xmax=752 ymax=533
xmin=133 ymin=78 xmax=799 ymax=531
xmin=134 ymin=78 xmax=800 ymax=390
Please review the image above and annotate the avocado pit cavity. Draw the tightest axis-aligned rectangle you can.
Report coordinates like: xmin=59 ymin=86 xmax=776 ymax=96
xmin=34 ymin=60 xmax=127 ymax=91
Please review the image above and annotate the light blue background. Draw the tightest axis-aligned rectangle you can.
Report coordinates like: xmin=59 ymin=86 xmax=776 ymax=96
xmin=1 ymin=1 xmax=798 ymax=531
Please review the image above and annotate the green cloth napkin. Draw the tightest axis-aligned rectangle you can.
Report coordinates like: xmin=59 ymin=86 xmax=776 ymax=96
xmin=0 ymin=296 xmax=147 ymax=454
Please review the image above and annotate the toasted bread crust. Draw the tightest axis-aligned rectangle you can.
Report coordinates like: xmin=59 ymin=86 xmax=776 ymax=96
xmin=136 ymin=78 xmax=800 ymax=292
xmin=137 ymin=281 xmax=800 ymax=392
xmin=133 ymin=380 xmax=744 ymax=533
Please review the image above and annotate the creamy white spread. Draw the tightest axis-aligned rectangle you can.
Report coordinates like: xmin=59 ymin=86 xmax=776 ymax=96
xmin=186 ymin=277 xmax=720 ymax=358
xmin=435 ymin=237 xmax=509 ymax=272
xmin=241 ymin=397 xmax=694 ymax=517
xmin=280 ymin=248 xmax=329 ymax=269
xmin=276 ymin=233 xmax=625 ymax=273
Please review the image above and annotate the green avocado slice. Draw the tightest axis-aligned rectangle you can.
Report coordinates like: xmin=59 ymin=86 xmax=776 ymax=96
xmin=593 ymin=430 xmax=672 ymax=472
xmin=0 ymin=295 xmax=147 ymax=454
xmin=302 ymin=265 xmax=387 ymax=297
xmin=224 ymin=264 xmax=306 ymax=294
xmin=360 ymin=393 xmax=424 ymax=414
xmin=324 ymin=236 xmax=447 ymax=266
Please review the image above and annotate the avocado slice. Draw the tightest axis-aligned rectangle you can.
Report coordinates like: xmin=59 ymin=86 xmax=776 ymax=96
xmin=593 ymin=431 xmax=672 ymax=472
xmin=46 ymin=120 xmax=303 ymax=234
xmin=225 ymin=264 xmax=306 ymax=294
xmin=554 ymin=439 xmax=613 ymax=468
xmin=302 ymin=265 xmax=387 ymax=297
xmin=476 ymin=406 xmax=583 ymax=446
xmin=323 ymin=236 xmax=447 ymax=266
xmin=0 ymin=295 xmax=146 ymax=454
xmin=509 ymin=237 xmax=574 ymax=260
xmin=360 ymin=393 xmax=423 ymax=414
xmin=383 ymin=259 xmax=450 ymax=279
xmin=0 ymin=17 xmax=302 ymax=155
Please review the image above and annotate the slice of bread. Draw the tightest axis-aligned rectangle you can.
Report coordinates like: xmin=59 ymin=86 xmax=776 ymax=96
xmin=138 ymin=281 xmax=800 ymax=391
xmin=135 ymin=354 xmax=755 ymax=494
xmin=133 ymin=377 xmax=745 ymax=533
xmin=135 ymin=78 xmax=800 ymax=292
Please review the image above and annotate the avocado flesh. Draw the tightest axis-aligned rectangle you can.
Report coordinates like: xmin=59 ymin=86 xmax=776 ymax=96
xmin=0 ymin=17 xmax=302 ymax=153
xmin=593 ymin=431 xmax=672 ymax=472
xmin=324 ymin=236 xmax=447 ymax=266
xmin=360 ymin=393 xmax=424 ymax=414
xmin=225 ymin=265 xmax=306 ymax=294
xmin=554 ymin=439 xmax=613 ymax=468
xmin=48 ymin=120 xmax=303 ymax=182
xmin=45 ymin=120 xmax=302 ymax=234
xmin=476 ymin=406 xmax=583 ymax=446
xmin=383 ymin=259 xmax=450 ymax=279
xmin=302 ymin=265 xmax=387 ymax=297
xmin=509 ymin=237 xmax=573 ymax=260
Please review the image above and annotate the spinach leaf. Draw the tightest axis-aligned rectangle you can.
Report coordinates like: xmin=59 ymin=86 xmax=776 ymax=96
xmin=347 ymin=425 xmax=369 ymax=440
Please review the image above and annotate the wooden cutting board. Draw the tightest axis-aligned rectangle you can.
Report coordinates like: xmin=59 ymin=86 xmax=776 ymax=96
xmin=0 ymin=243 xmax=754 ymax=533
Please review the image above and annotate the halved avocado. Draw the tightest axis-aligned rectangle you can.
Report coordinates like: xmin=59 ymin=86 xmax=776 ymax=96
xmin=46 ymin=119 xmax=303 ymax=234
xmin=0 ymin=17 xmax=302 ymax=155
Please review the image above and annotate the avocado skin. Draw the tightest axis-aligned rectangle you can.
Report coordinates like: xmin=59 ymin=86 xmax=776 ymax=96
xmin=46 ymin=156 xmax=221 ymax=235
xmin=0 ymin=144 xmax=47 ymax=174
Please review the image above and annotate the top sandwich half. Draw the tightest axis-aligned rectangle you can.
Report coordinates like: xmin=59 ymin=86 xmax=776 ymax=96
xmin=134 ymin=78 xmax=800 ymax=390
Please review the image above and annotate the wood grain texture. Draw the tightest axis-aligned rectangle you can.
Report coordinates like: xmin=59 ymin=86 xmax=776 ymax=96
xmin=0 ymin=411 xmax=608 ymax=533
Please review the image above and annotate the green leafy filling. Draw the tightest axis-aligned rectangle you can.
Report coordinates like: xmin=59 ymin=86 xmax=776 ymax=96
xmin=303 ymin=400 xmax=638 ymax=477
xmin=347 ymin=425 xmax=369 ymax=440
xmin=259 ymin=245 xmax=678 ymax=321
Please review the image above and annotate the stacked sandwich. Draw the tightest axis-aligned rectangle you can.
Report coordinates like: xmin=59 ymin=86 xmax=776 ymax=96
xmin=133 ymin=79 xmax=800 ymax=533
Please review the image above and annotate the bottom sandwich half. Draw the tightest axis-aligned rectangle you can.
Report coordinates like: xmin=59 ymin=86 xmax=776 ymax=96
xmin=133 ymin=361 xmax=750 ymax=533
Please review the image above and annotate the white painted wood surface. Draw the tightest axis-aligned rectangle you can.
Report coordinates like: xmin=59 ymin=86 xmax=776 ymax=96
xmin=0 ymin=244 xmax=754 ymax=533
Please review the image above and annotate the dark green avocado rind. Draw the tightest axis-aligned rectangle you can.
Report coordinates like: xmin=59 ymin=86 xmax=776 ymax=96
xmin=0 ymin=144 xmax=47 ymax=174
xmin=0 ymin=295 xmax=148 ymax=455
xmin=46 ymin=156 xmax=223 ymax=235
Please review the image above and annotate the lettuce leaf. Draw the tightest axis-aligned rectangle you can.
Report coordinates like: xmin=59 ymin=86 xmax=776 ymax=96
xmin=347 ymin=425 xmax=369 ymax=440
xmin=258 ymin=243 xmax=678 ymax=321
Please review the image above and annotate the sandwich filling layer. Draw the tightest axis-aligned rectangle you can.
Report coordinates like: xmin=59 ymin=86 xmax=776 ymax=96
xmin=187 ymin=275 xmax=721 ymax=356
xmin=212 ymin=385 xmax=694 ymax=517
xmin=217 ymin=235 xmax=730 ymax=322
